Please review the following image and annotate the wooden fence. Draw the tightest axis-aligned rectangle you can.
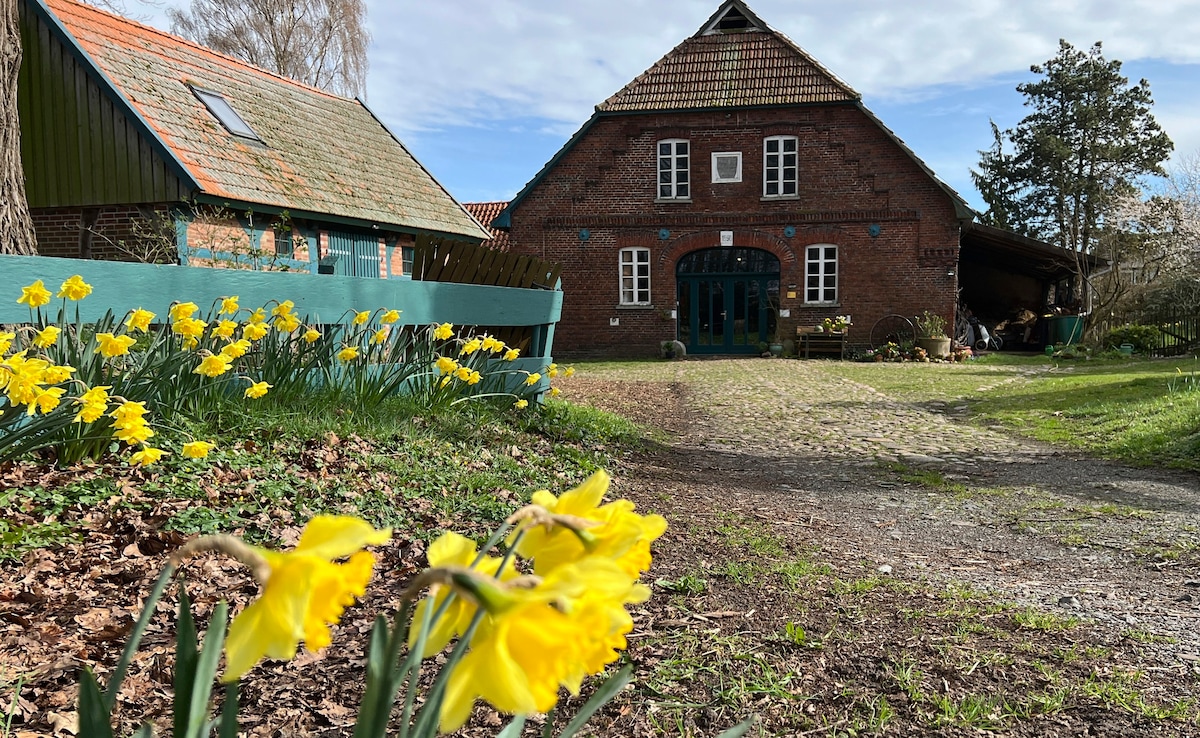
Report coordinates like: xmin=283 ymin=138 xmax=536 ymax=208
xmin=0 ymin=253 xmax=562 ymax=376
xmin=411 ymin=235 xmax=562 ymax=355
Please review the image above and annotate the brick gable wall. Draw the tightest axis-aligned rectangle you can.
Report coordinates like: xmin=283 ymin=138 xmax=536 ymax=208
xmin=506 ymin=104 xmax=963 ymax=358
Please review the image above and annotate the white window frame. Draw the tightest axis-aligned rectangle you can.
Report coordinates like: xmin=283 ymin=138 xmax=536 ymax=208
xmin=805 ymin=244 xmax=838 ymax=304
xmin=619 ymin=248 xmax=652 ymax=305
xmin=763 ymin=135 xmax=798 ymax=198
xmin=658 ymin=139 xmax=691 ymax=200
xmin=711 ymin=152 xmax=742 ymax=183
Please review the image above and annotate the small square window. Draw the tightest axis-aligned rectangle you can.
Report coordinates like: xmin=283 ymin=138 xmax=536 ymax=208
xmin=711 ymin=152 xmax=742 ymax=183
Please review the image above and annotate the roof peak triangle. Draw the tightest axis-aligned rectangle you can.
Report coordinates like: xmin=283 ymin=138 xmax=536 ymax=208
xmin=597 ymin=0 xmax=859 ymax=114
xmin=696 ymin=0 xmax=770 ymax=36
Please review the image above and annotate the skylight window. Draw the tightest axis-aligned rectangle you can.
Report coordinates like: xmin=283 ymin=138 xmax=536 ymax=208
xmin=190 ymin=86 xmax=261 ymax=141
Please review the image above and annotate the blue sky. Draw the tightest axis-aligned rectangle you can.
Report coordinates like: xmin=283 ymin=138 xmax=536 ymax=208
xmin=129 ymin=0 xmax=1200 ymax=212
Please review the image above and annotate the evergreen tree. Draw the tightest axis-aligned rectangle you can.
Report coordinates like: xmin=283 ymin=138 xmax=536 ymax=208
xmin=972 ymin=40 xmax=1173 ymax=258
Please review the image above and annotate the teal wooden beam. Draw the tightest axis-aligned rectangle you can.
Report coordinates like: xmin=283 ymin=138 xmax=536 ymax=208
xmin=0 ymin=255 xmax=563 ymax=345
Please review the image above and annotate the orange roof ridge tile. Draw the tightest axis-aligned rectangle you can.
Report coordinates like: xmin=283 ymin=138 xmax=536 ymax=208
xmin=44 ymin=0 xmax=349 ymax=102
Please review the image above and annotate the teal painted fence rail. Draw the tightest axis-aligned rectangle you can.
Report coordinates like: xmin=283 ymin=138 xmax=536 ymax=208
xmin=0 ymin=255 xmax=562 ymax=356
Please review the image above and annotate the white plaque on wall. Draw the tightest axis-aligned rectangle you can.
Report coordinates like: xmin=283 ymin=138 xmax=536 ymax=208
xmin=720 ymin=231 xmax=734 ymax=246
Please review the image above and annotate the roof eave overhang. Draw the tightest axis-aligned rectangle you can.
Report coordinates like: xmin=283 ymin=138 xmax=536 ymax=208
xmin=960 ymin=221 xmax=1107 ymax=276
xmin=189 ymin=194 xmax=486 ymax=243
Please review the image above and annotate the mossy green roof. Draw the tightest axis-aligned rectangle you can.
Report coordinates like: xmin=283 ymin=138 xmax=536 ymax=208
xmin=43 ymin=0 xmax=488 ymax=240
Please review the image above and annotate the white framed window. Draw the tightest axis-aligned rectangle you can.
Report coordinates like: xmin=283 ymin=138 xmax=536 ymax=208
xmin=619 ymin=248 xmax=651 ymax=305
xmin=805 ymin=244 xmax=837 ymax=303
xmin=711 ymin=152 xmax=742 ymax=183
xmin=764 ymin=135 xmax=798 ymax=197
xmin=658 ymin=139 xmax=690 ymax=199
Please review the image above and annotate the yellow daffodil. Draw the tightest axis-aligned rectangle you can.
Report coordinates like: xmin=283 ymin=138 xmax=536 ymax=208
xmin=274 ymin=313 xmax=301 ymax=333
xmin=371 ymin=328 xmax=389 ymax=345
xmin=243 ymin=322 xmax=269 ymax=341
xmin=213 ymin=320 xmax=239 ymax=339
xmin=524 ymin=372 xmax=541 ymax=386
xmin=41 ymin=364 xmax=75 ymax=384
xmin=17 ymin=280 xmax=51 ymax=308
xmin=550 ymin=387 xmax=561 ymax=397
xmin=244 ymin=381 xmax=271 ymax=399
xmin=170 ymin=301 xmax=199 ymax=321
xmin=547 ymin=363 xmax=559 ymax=378
xmin=437 ymin=557 xmax=648 ymax=732
xmin=74 ymin=385 xmax=111 ymax=423
xmin=433 ymin=322 xmax=454 ymax=340
xmin=440 ymin=375 xmax=452 ymax=388
xmin=481 ymin=335 xmax=501 ymax=353
xmin=564 ymin=366 xmax=576 ymax=378
xmin=57 ymin=275 xmax=92 ymax=301
xmin=380 ymin=309 xmax=401 ymax=324
xmin=194 ymin=354 xmax=234 ymax=378
xmin=514 ymin=398 xmax=528 ymax=409
xmin=220 ymin=339 xmax=251 ymax=359
xmin=249 ymin=307 xmax=267 ymax=324
xmin=511 ymin=470 xmax=668 ymax=579
xmin=220 ymin=296 xmax=240 ymax=315
xmin=454 ymin=366 xmax=472 ymax=382
xmin=271 ymin=300 xmax=295 ymax=317
xmin=353 ymin=310 xmax=370 ymax=326
xmin=172 ymin=317 xmax=208 ymax=340
xmin=221 ymin=516 xmax=391 ymax=681
xmin=504 ymin=348 xmax=520 ymax=361
xmin=435 ymin=356 xmax=459 ymax=375
xmin=303 ymin=328 xmax=321 ymax=343
xmin=125 ymin=308 xmax=155 ymax=333
xmin=2 ymin=352 xmax=50 ymax=407
xmin=27 ymin=386 xmax=66 ymax=415
xmin=337 ymin=346 xmax=359 ymax=362
xmin=110 ymin=400 xmax=152 ymax=441
xmin=467 ymin=370 xmax=482 ymax=385
xmin=460 ymin=338 xmax=482 ymax=356
xmin=111 ymin=400 xmax=153 ymax=445
xmin=32 ymin=325 xmax=61 ymax=348
xmin=0 ymin=331 xmax=14 ymax=355
xmin=129 ymin=447 xmax=165 ymax=467
xmin=95 ymin=333 xmax=137 ymax=358
xmin=182 ymin=440 xmax=215 ymax=458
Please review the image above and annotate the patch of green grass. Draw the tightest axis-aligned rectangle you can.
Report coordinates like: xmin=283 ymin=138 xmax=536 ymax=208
xmin=773 ymin=557 xmax=834 ymax=587
xmin=716 ymin=513 xmax=786 ymax=557
xmin=929 ymin=693 xmax=1004 ymax=730
xmin=657 ymin=572 xmax=708 ymax=596
xmin=829 ymin=356 xmax=1200 ymax=471
xmin=830 ymin=576 xmax=884 ymax=596
xmin=1012 ymin=607 xmax=1080 ymax=632
xmin=1124 ymin=629 xmax=1178 ymax=645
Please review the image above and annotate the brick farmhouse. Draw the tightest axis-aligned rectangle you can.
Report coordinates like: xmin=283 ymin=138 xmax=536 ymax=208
xmin=476 ymin=0 xmax=1082 ymax=358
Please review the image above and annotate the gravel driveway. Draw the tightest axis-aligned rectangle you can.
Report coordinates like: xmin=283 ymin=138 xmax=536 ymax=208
xmin=567 ymin=358 xmax=1200 ymax=675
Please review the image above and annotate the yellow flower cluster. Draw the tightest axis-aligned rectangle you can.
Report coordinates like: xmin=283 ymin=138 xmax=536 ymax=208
xmin=420 ymin=471 xmax=666 ymax=731
xmin=0 ymin=351 xmax=73 ymax=416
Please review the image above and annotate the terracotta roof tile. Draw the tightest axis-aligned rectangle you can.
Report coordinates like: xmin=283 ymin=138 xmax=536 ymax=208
xmin=462 ymin=202 xmax=511 ymax=250
xmin=598 ymin=31 xmax=858 ymax=113
xmin=42 ymin=0 xmax=488 ymax=240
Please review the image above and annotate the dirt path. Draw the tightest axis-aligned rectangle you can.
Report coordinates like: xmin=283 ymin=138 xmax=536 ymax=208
xmin=564 ymin=359 xmax=1200 ymax=736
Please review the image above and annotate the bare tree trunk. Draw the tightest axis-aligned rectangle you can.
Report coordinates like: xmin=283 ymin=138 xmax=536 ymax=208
xmin=1 ymin=0 xmax=37 ymax=256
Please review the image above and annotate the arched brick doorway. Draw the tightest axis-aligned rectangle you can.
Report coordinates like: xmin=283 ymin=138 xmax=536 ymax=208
xmin=676 ymin=247 xmax=781 ymax=354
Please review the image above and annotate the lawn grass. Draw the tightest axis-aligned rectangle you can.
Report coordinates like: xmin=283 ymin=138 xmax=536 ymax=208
xmin=825 ymin=354 xmax=1200 ymax=470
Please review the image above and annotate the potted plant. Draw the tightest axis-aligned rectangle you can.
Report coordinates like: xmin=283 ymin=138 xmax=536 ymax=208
xmin=915 ymin=310 xmax=951 ymax=358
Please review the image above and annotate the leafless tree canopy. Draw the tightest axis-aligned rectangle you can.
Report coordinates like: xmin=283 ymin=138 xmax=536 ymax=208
xmin=168 ymin=0 xmax=369 ymax=98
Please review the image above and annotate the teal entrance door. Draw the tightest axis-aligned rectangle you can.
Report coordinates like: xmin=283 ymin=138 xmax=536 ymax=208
xmin=677 ymin=248 xmax=780 ymax=355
